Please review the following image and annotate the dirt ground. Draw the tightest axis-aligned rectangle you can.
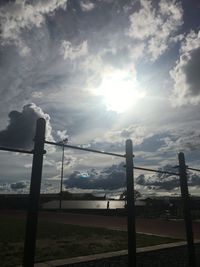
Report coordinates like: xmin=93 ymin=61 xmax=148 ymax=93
xmin=2 ymin=210 xmax=200 ymax=240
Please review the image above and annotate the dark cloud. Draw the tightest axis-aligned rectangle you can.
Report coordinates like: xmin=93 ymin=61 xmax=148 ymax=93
xmin=136 ymin=174 xmax=146 ymax=185
xmin=10 ymin=182 xmax=26 ymax=190
xmin=135 ymin=133 xmax=169 ymax=152
xmin=142 ymin=165 xmax=180 ymax=191
xmin=136 ymin=175 xmax=179 ymax=191
xmin=0 ymin=103 xmax=52 ymax=149
xmin=136 ymin=165 xmax=200 ymax=191
xmin=158 ymin=130 xmax=200 ymax=153
xmin=184 ymin=47 xmax=200 ymax=96
xmin=64 ymin=162 xmax=126 ymax=190
xmin=65 ymin=162 xmax=200 ymax=192
xmin=171 ymin=31 xmax=200 ymax=105
xmin=189 ymin=173 xmax=200 ymax=186
xmin=148 ymin=177 xmax=180 ymax=191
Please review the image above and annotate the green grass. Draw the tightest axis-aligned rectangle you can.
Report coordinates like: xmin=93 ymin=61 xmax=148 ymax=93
xmin=0 ymin=215 xmax=180 ymax=267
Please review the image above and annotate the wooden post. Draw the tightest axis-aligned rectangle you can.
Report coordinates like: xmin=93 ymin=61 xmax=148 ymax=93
xmin=125 ymin=139 xmax=136 ymax=267
xmin=23 ymin=118 xmax=46 ymax=267
xmin=178 ymin=152 xmax=196 ymax=267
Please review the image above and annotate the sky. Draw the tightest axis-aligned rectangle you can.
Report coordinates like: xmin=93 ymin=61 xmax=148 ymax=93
xmin=0 ymin=0 xmax=200 ymax=197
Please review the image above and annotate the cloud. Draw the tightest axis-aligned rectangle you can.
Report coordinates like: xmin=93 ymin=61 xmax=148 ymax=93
xmin=101 ymin=47 xmax=132 ymax=68
xmin=57 ymin=130 xmax=69 ymax=141
xmin=86 ymin=126 xmax=171 ymax=157
xmin=80 ymin=1 xmax=95 ymax=12
xmin=170 ymin=30 xmax=200 ymax=106
xmin=55 ymin=154 xmax=77 ymax=171
xmin=120 ymin=125 xmax=148 ymax=145
xmin=64 ymin=161 xmax=200 ymax=192
xmin=128 ymin=0 xmax=183 ymax=60
xmin=135 ymin=133 xmax=169 ymax=153
xmin=136 ymin=165 xmax=179 ymax=190
xmin=87 ymin=124 xmax=149 ymax=151
xmin=64 ymin=162 xmax=126 ymax=190
xmin=0 ymin=179 xmax=59 ymax=194
xmin=0 ymin=183 xmax=10 ymax=192
xmin=159 ymin=130 xmax=200 ymax=153
xmin=60 ymin=40 xmax=88 ymax=60
xmin=81 ymin=124 xmax=150 ymax=155
xmin=10 ymin=181 xmax=27 ymax=190
xmin=0 ymin=103 xmax=53 ymax=149
xmin=136 ymin=165 xmax=200 ymax=191
xmin=0 ymin=0 xmax=67 ymax=54
xmin=0 ymin=0 xmax=199 ymax=196
xmin=0 ymin=2 xmax=73 ymax=126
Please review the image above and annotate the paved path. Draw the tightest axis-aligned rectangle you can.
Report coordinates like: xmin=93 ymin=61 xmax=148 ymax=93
xmin=38 ymin=211 xmax=200 ymax=240
xmin=2 ymin=210 xmax=200 ymax=240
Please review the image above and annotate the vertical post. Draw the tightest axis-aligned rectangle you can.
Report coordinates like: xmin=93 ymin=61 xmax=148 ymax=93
xmin=125 ymin=139 xmax=136 ymax=267
xmin=23 ymin=118 xmax=46 ymax=267
xmin=59 ymin=145 xmax=64 ymax=210
xmin=178 ymin=152 xmax=196 ymax=267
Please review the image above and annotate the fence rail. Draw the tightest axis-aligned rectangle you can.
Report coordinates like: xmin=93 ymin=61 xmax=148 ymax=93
xmin=0 ymin=146 xmax=33 ymax=154
xmin=45 ymin=140 xmax=127 ymax=158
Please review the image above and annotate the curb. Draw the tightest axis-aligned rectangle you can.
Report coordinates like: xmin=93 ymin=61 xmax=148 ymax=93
xmin=17 ymin=240 xmax=200 ymax=267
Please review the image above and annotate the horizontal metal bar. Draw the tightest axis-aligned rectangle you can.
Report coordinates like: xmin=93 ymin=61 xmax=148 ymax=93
xmin=0 ymin=146 xmax=33 ymax=154
xmin=134 ymin=166 xmax=179 ymax=176
xmin=187 ymin=167 xmax=200 ymax=172
xmin=45 ymin=140 xmax=126 ymax=158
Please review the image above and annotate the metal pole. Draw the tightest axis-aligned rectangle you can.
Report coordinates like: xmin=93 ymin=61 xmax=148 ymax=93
xmin=23 ymin=118 xmax=46 ymax=267
xmin=59 ymin=145 xmax=64 ymax=210
xmin=125 ymin=139 xmax=136 ymax=267
xmin=178 ymin=152 xmax=196 ymax=267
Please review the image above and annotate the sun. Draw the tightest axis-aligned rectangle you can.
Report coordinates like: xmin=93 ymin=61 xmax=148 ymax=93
xmin=95 ymin=70 xmax=145 ymax=113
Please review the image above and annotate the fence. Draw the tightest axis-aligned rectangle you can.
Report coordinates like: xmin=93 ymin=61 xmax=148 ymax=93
xmin=0 ymin=118 xmax=198 ymax=267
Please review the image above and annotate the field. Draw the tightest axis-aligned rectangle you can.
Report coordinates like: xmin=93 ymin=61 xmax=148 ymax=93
xmin=0 ymin=214 xmax=180 ymax=267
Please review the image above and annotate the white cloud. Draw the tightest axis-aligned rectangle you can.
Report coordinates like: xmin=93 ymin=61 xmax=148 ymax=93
xmin=0 ymin=0 xmax=67 ymax=53
xmin=60 ymin=40 xmax=88 ymax=60
xmin=57 ymin=130 xmax=68 ymax=141
xmin=170 ymin=30 xmax=200 ymax=106
xmin=80 ymin=1 xmax=95 ymax=12
xmin=129 ymin=43 xmax=145 ymax=60
xmin=128 ymin=0 xmax=183 ymax=61
xmin=120 ymin=125 xmax=151 ymax=146
xmin=24 ymin=163 xmax=32 ymax=169
xmin=29 ymin=103 xmax=54 ymax=143
xmin=128 ymin=0 xmax=156 ymax=40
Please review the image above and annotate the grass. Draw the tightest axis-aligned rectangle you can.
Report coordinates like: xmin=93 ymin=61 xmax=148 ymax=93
xmin=0 ymin=214 xmax=180 ymax=267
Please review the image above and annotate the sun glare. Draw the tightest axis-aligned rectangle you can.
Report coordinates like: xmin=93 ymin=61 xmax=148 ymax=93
xmin=95 ymin=70 xmax=145 ymax=113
